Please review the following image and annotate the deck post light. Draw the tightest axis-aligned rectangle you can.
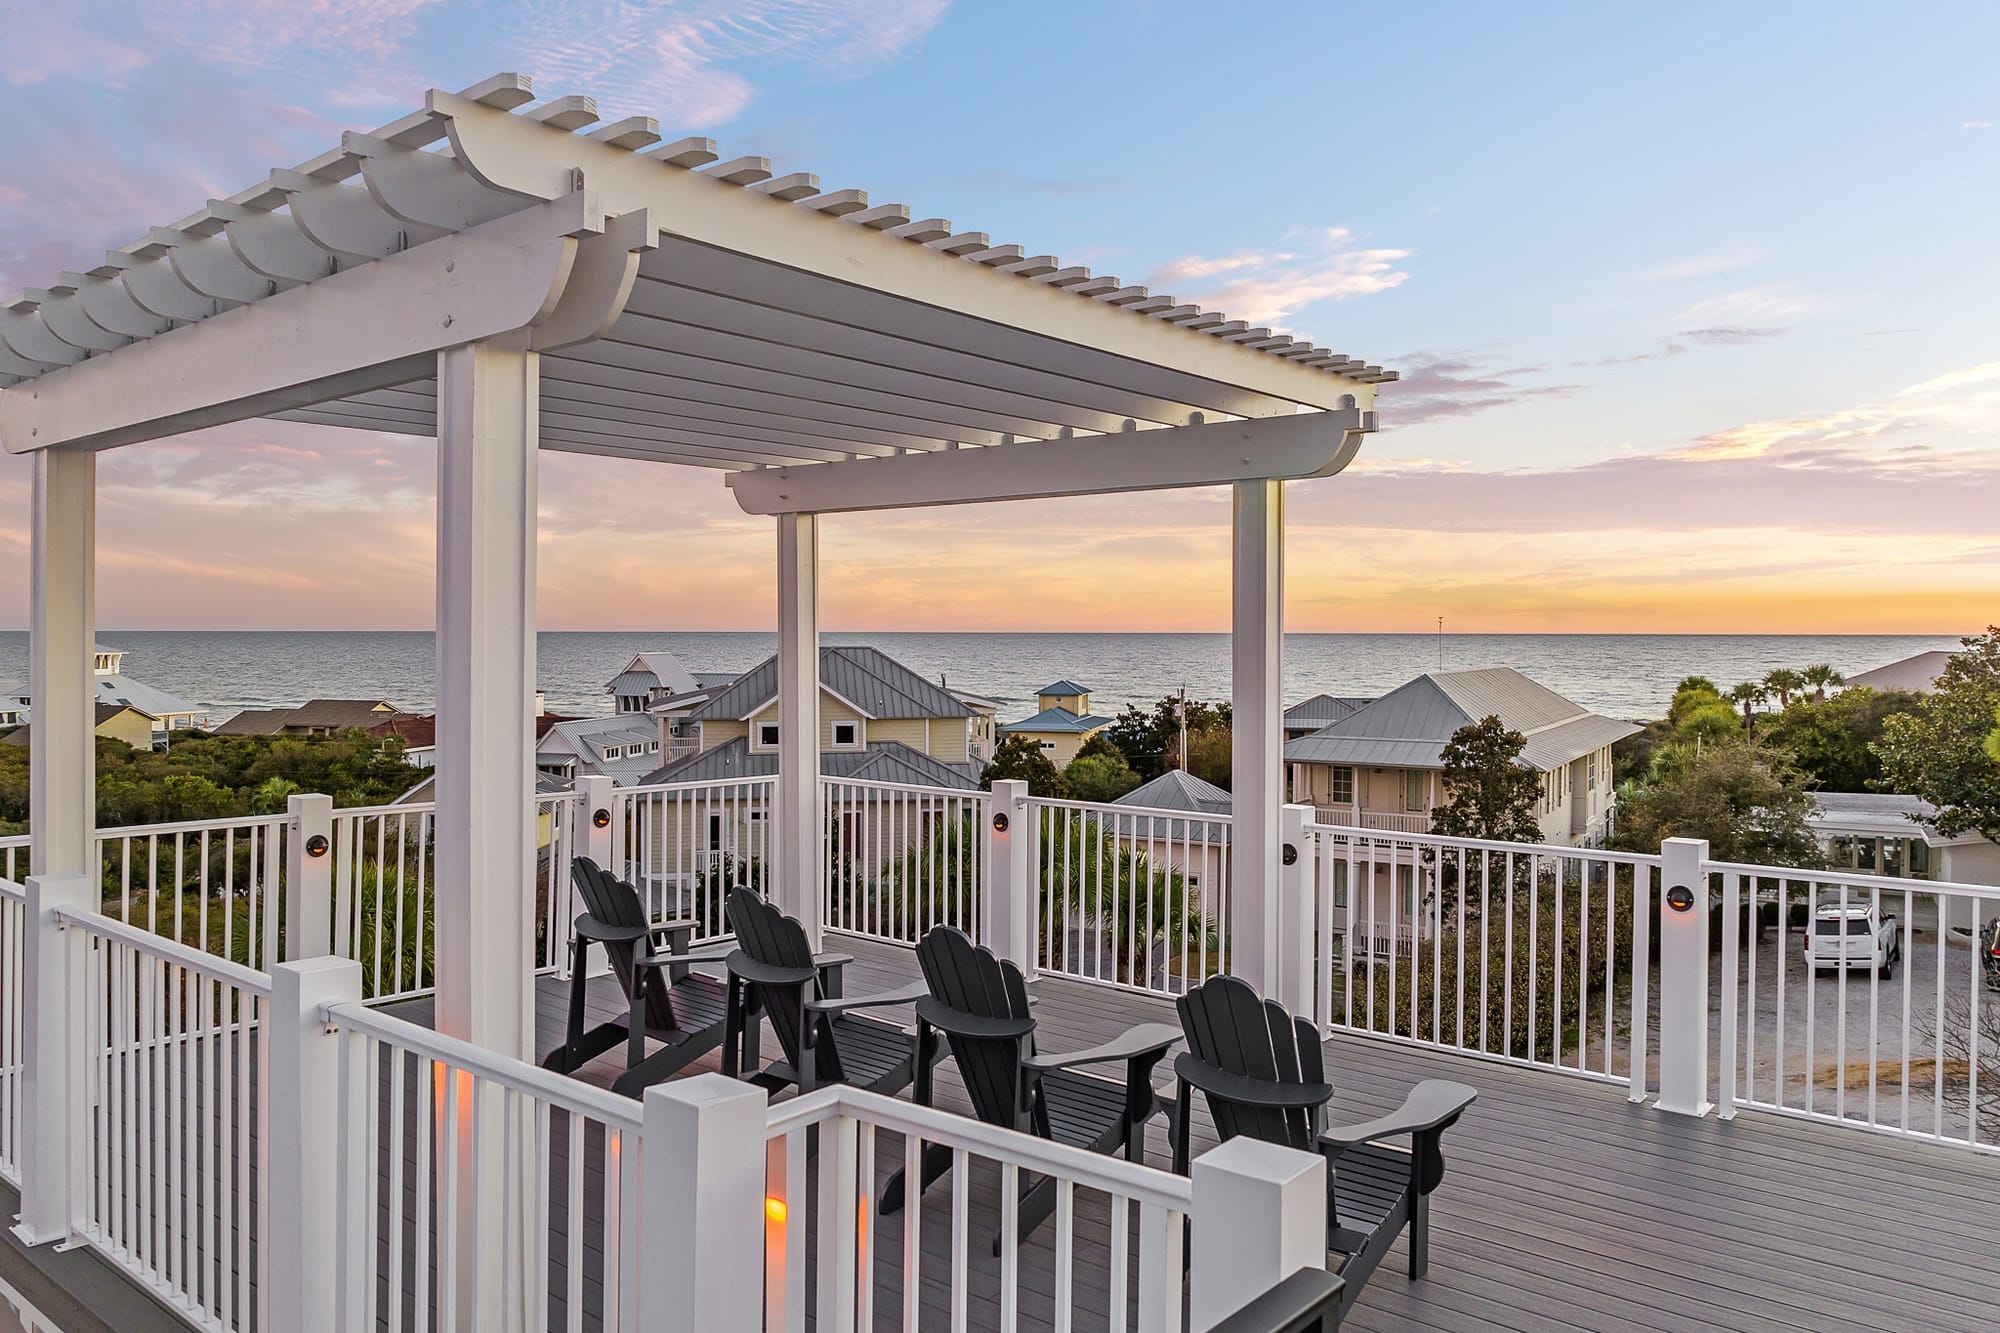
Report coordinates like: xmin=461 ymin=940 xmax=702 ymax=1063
xmin=305 ymin=834 xmax=329 ymax=859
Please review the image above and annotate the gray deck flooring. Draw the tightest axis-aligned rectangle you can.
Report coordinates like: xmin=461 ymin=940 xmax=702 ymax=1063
xmin=406 ymin=937 xmax=2000 ymax=1333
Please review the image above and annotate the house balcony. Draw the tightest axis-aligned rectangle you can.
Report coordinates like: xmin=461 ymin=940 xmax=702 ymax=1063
xmin=1310 ymin=803 xmax=1433 ymax=835
xmin=4 ymin=781 xmax=2000 ymax=1332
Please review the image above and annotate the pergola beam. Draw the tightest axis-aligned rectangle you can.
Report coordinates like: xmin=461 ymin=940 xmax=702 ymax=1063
xmin=726 ymin=409 xmax=1374 ymax=514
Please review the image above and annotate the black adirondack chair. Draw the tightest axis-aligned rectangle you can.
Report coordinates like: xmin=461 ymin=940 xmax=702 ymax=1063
xmin=721 ymin=888 xmax=932 ymax=1095
xmin=541 ymin=856 xmax=734 ymax=1098
xmin=1169 ymin=975 xmax=1476 ymax=1318
xmin=880 ymin=926 xmax=1181 ymax=1247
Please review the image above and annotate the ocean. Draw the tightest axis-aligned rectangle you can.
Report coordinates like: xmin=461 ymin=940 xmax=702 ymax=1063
xmin=0 ymin=631 xmax=1969 ymax=727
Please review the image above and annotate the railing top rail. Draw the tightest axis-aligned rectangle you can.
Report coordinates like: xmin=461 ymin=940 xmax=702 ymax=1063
xmin=0 ymin=878 xmax=24 ymax=901
xmin=767 ymin=1085 xmax=1194 ymax=1211
xmin=53 ymin=905 xmax=275 ymax=995
xmin=329 ymin=801 xmax=434 ymax=820
xmin=322 ymin=998 xmax=645 ymax=1133
xmin=94 ymin=812 xmax=290 ymax=841
xmin=1027 ymin=794 xmax=1235 ymax=824
xmin=0 ymin=833 xmax=27 ymax=847
xmin=1706 ymin=861 xmax=2000 ymax=902
xmin=618 ymin=775 xmax=777 ymax=798
xmin=822 ymin=777 xmax=991 ymax=799
xmin=1308 ymin=823 xmax=1663 ymax=867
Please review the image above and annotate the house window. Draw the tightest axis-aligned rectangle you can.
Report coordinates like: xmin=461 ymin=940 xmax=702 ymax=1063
xmin=1586 ymin=751 xmax=1598 ymax=788
xmin=603 ymin=745 xmax=622 ymax=760
xmin=1327 ymin=766 xmax=1354 ymax=804
xmin=758 ymin=723 xmax=780 ymax=748
xmin=832 ymin=722 xmax=859 ymax=748
xmin=1403 ymin=770 xmax=1426 ymax=812
xmin=648 ymin=741 xmax=659 ymax=753
xmin=1040 ymin=740 xmax=1056 ymax=750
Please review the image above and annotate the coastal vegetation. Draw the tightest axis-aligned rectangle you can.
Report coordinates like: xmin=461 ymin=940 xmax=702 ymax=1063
xmin=1875 ymin=627 xmax=2000 ymax=841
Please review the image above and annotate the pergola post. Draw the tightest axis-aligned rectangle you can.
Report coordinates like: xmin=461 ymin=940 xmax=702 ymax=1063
xmin=29 ymin=445 xmax=95 ymax=878
xmin=775 ymin=513 xmax=822 ymax=946
xmin=433 ymin=340 xmax=539 ymax=1059
xmin=1230 ymin=477 xmax=1285 ymax=997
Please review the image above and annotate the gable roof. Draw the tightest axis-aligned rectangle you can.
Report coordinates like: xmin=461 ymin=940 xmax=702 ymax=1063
xmin=89 ymin=675 xmax=201 ymax=720
xmin=1284 ymin=694 xmax=1372 ymax=728
xmin=1037 ymin=680 xmax=1091 ymax=697
xmin=1845 ymin=651 xmax=1956 ymax=693
xmin=2 ymin=702 xmax=157 ymax=747
xmin=1000 ymin=706 xmax=1117 ymax=734
xmin=1115 ymin=768 xmax=1231 ymax=814
xmin=689 ymin=646 xmax=973 ymax=722
xmin=284 ymin=699 xmax=401 ymax=728
xmin=638 ymin=736 xmax=980 ymax=790
xmin=1283 ymin=667 xmax=1639 ymax=772
xmin=608 ymin=650 xmax=702 ymax=697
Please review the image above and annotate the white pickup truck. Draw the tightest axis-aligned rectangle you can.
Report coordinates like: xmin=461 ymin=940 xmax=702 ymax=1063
xmin=1803 ymin=903 xmax=1902 ymax=979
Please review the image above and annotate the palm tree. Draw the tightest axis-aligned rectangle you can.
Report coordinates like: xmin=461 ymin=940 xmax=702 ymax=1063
xmin=1800 ymin=663 xmax=1844 ymax=703
xmin=1762 ymin=668 xmax=1806 ymax=709
xmin=1726 ymin=681 xmax=1767 ymax=733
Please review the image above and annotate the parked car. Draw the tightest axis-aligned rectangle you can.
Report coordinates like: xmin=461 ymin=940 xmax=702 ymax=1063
xmin=1803 ymin=903 xmax=1901 ymax=979
xmin=1982 ymin=918 xmax=2000 ymax=992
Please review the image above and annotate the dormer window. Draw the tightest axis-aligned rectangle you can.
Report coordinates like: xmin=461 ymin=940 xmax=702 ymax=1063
xmin=832 ymin=722 xmax=858 ymax=748
xmin=757 ymin=723 xmax=780 ymax=748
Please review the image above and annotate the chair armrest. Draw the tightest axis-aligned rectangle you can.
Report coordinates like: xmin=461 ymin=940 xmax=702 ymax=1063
xmin=811 ymin=952 xmax=855 ymax=970
xmin=1172 ymin=1051 xmax=1332 ymax=1110
xmin=914 ymin=996 xmax=1037 ymax=1042
xmin=725 ymin=951 xmax=818 ymax=988
xmin=636 ymin=943 xmax=736 ymax=970
xmin=807 ymin=979 xmax=930 ymax=1016
xmin=1317 ymin=1079 xmax=1476 ymax=1149
xmin=1024 ymin=1023 xmax=1181 ymax=1074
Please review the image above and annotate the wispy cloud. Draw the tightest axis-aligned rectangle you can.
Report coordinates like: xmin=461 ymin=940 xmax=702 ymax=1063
xmin=1378 ymin=352 xmax=1577 ymax=425
xmin=1962 ymin=120 xmax=1994 ymax=130
xmin=1680 ymin=325 xmax=1787 ymax=345
xmin=1680 ymin=286 xmax=1826 ymax=324
xmin=1636 ymin=247 xmax=1763 ymax=282
xmin=1147 ymin=228 xmax=1411 ymax=329
xmin=510 ymin=0 xmax=950 ymax=126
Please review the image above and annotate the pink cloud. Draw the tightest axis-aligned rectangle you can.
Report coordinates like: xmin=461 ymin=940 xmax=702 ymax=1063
xmin=1146 ymin=228 xmax=1411 ymax=330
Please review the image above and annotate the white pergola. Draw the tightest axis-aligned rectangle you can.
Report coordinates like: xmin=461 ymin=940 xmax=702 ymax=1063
xmin=0 ymin=73 xmax=1391 ymax=1060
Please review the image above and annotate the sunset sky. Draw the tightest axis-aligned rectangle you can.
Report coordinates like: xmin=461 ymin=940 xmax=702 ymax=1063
xmin=1 ymin=1 xmax=1995 ymax=634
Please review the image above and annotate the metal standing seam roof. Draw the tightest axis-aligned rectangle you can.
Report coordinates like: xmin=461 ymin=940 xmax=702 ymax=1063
xmin=691 ymin=646 xmax=974 ymax=722
xmin=1283 ymin=667 xmax=1640 ymax=772
xmin=638 ymin=736 xmax=980 ymax=790
xmin=0 ymin=72 xmax=1392 ymax=473
xmin=999 ymin=707 xmax=1118 ymax=734
xmin=1843 ymin=651 xmax=1956 ymax=693
xmin=1107 ymin=769 xmax=1233 ymax=844
xmin=1283 ymin=693 xmax=1373 ymax=728
xmin=1036 ymin=680 xmax=1091 ymax=697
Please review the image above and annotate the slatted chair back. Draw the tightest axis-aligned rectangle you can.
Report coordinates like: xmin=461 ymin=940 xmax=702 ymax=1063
xmin=1176 ymin=974 xmax=1325 ymax=1151
xmin=725 ymin=887 xmax=831 ymax=1078
xmin=914 ymin=926 xmax=1035 ymax=1127
xmin=571 ymin=856 xmax=677 ymax=1032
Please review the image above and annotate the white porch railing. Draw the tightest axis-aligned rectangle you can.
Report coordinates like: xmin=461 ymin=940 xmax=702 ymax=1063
xmin=1306 ymin=824 xmax=1662 ymax=1090
xmin=1026 ymin=796 xmax=1233 ymax=994
xmin=609 ymin=776 xmax=776 ymax=943
xmin=1716 ymin=863 xmax=2000 ymax=1153
xmin=56 ymin=906 xmax=272 ymax=1333
xmin=1311 ymin=805 xmax=1432 ymax=835
xmin=821 ymin=777 xmax=989 ymax=946
xmin=96 ymin=813 xmax=291 ymax=973
xmin=0 ymin=878 xmax=23 ymax=1188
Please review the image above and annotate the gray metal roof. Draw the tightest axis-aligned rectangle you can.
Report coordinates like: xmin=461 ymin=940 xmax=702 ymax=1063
xmin=1115 ymin=769 xmax=1231 ymax=814
xmin=1803 ymin=791 xmax=1976 ymax=846
xmin=1037 ymin=680 xmax=1091 ymax=697
xmin=999 ymin=707 xmax=1117 ymax=734
xmin=639 ymin=737 xmax=980 ymax=790
xmin=1844 ymin=651 xmax=1956 ymax=694
xmin=690 ymin=646 xmax=974 ymax=722
xmin=606 ymin=670 xmax=659 ymax=695
xmin=1283 ymin=667 xmax=1639 ymax=772
xmin=1284 ymin=694 xmax=1372 ymax=728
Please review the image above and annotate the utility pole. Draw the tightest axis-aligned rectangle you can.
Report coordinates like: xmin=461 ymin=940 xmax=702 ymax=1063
xmin=1177 ymin=687 xmax=1189 ymax=771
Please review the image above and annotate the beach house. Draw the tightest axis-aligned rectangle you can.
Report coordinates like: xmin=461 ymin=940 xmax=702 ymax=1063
xmin=1286 ymin=666 xmax=1638 ymax=846
xmin=213 ymin=697 xmax=403 ymax=736
xmin=1283 ymin=692 xmax=1372 ymax=742
xmin=4 ymin=645 xmax=205 ymax=740
xmin=605 ymin=648 xmax=738 ymax=714
xmin=1843 ymin=649 xmax=1959 ymax=694
xmin=998 ymin=678 xmax=1119 ymax=766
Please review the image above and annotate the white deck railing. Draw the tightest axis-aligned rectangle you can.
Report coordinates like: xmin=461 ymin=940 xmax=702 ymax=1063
xmin=1716 ymin=863 xmax=2000 ymax=1153
xmin=1306 ymin=824 xmax=1662 ymax=1090
xmin=320 ymin=997 xmax=646 ymax=1333
xmin=1312 ymin=804 xmax=1432 ymax=834
xmin=96 ymin=813 xmax=291 ymax=973
xmin=56 ymin=906 xmax=272 ymax=1333
xmin=821 ymin=777 xmax=989 ymax=946
xmin=610 ymin=776 xmax=776 ymax=943
xmin=0 ymin=878 xmax=23 ymax=1188
xmin=1026 ymin=795 xmax=1232 ymax=994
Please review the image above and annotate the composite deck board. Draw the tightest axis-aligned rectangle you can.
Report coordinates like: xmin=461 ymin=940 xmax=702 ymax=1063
xmin=23 ymin=935 xmax=2000 ymax=1332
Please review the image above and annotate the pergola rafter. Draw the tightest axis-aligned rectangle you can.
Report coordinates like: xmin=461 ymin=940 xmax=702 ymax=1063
xmin=0 ymin=71 xmax=1396 ymax=1060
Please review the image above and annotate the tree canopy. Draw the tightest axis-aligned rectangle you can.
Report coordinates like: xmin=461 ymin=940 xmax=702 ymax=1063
xmin=1428 ymin=715 xmax=1543 ymax=843
xmin=1759 ymin=686 xmax=1921 ymax=793
xmin=1611 ymin=740 xmax=1822 ymax=866
xmin=979 ymin=733 xmax=1068 ymax=797
xmin=1100 ymin=695 xmax=1230 ymax=781
xmin=1874 ymin=628 xmax=2000 ymax=842
xmin=1062 ymin=749 xmax=1141 ymax=803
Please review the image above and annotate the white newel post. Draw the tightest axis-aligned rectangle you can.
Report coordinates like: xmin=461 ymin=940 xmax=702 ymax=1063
xmin=434 ymin=340 xmax=539 ymax=1060
xmin=1230 ymin=477 xmax=1285 ymax=996
xmin=1276 ymin=803 xmax=1315 ymax=1018
xmin=776 ymin=513 xmax=821 ymax=946
xmin=268 ymin=957 xmax=363 ymax=1333
xmin=1189 ymin=1136 xmax=1327 ymax=1332
xmin=579 ymin=774 xmax=617 ymax=873
xmin=12 ymin=873 xmax=94 ymax=1246
xmin=29 ymin=445 xmax=95 ymax=880
xmin=1656 ymin=836 xmax=1713 ymax=1116
xmin=286 ymin=792 xmax=335 ymax=959
xmin=982 ymin=779 xmax=1034 ymax=972
xmin=641 ymin=1074 xmax=769 ymax=1333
